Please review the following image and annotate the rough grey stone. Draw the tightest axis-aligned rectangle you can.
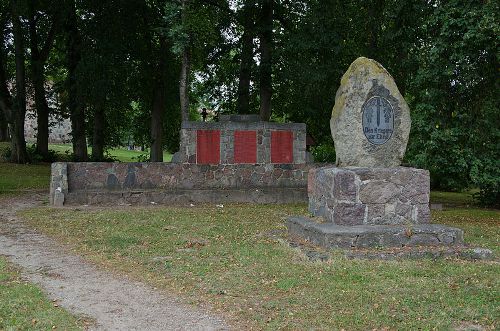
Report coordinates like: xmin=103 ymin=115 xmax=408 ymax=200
xmin=219 ymin=114 xmax=261 ymax=122
xmin=344 ymin=247 xmax=493 ymax=261
xmin=414 ymin=203 xmax=431 ymax=223
xmin=106 ymin=174 xmax=120 ymax=190
xmin=332 ymin=203 xmax=365 ymax=225
xmin=365 ymin=204 xmax=385 ymax=224
xmin=52 ymin=162 xmax=319 ymax=205
xmin=286 ymin=216 xmax=464 ymax=249
xmin=359 ymin=180 xmax=399 ymax=203
xmin=406 ymin=234 xmax=440 ymax=246
xmin=333 ymin=171 xmax=357 ymax=202
xmin=459 ymin=248 xmax=494 ymax=261
xmin=308 ymin=166 xmax=431 ymax=225
xmin=395 ymin=202 xmax=412 ymax=218
xmin=330 ymin=57 xmax=411 ymax=167
xmin=53 ymin=190 xmax=65 ymax=207
xmin=123 ymin=166 xmax=137 ymax=189
xmin=49 ymin=162 xmax=68 ymax=205
xmin=171 ymin=151 xmax=181 ymax=163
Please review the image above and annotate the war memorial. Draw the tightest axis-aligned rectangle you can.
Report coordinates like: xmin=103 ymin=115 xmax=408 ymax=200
xmin=49 ymin=57 xmax=470 ymax=252
xmin=286 ymin=57 xmax=465 ymax=250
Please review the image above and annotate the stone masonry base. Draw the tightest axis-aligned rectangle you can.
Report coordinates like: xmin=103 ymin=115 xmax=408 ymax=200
xmin=50 ymin=162 xmax=315 ymax=206
xmin=288 ymin=165 xmax=465 ymax=249
xmin=308 ymin=166 xmax=430 ymax=225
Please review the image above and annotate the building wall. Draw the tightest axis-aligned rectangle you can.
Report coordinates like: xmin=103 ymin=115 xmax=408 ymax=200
xmin=24 ymin=109 xmax=72 ymax=143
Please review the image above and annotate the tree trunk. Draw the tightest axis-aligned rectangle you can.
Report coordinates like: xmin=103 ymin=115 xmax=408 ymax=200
xmin=150 ymin=38 xmax=168 ymax=162
xmin=236 ymin=0 xmax=255 ymax=115
xmin=66 ymin=0 xmax=87 ymax=161
xmin=0 ymin=32 xmax=13 ymax=129
xmin=258 ymin=0 xmax=273 ymax=121
xmin=92 ymin=106 xmax=105 ymax=161
xmin=28 ymin=3 xmax=57 ymax=160
xmin=0 ymin=110 xmax=8 ymax=141
xmin=0 ymin=53 xmax=9 ymax=141
xmin=179 ymin=0 xmax=190 ymax=122
xmin=150 ymin=85 xmax=165 ymax=162
xmin=28 ymin=18 xmax=49 ymax=159
xmin=179 ymin=48 xmax=190 ymax=122
xmin=11 ymin=3 xmax=29 ymax=163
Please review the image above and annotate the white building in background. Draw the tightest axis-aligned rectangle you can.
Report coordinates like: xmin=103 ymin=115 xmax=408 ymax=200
xmin=24 ymin=110 xmax=72 ymax=144
xmin=15 ymin=79 xmax=73 ymax=144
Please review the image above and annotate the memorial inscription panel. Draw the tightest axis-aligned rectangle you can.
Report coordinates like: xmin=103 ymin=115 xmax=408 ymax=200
xmin=362 ymin=96 xmax=394 ymax=145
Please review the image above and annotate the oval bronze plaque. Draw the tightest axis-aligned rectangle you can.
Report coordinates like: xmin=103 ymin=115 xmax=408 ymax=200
xmin=362 ymin=96 xmax=394 ymax=145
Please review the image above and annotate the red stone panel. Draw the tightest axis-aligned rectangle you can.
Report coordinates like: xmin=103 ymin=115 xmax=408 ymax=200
xmin=271 ymin=130 xmax=293 ymax=163
xmin=197 ymin=130 xmax=220 ymax=164
xmin=234 ymin=130 xmax=257 ymax=164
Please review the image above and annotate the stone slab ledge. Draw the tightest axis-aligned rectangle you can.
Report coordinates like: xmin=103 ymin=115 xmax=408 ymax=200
xmin=286 ymin=216 xmax=464 ymax=249
xmin=65 ymin=187 xmax=308 ymax=206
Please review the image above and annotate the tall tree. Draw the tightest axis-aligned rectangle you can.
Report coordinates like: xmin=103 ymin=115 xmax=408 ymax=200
xmin=179 ymin=0 xmax=191 ymax=122
xmin=65 ymin=0 xmax=87 ymax=161
xmin=0 ymin=9 xmax=12 ymax=143
xmin=28 ymin=0 xmax=58 ymax=160
xmin=10 ymin=0 xmax=29 ymax=163
xmin=236 ymin=0 xmax=255 ymax=115
xmin=258 ymin=0 xmax=273 ymax=121
xmin=150 ymin=37 xmax=169 ymax=162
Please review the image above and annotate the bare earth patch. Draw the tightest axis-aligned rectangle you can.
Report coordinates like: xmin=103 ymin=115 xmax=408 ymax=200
xmin=0 ymin=194 xmax=227 ymax=331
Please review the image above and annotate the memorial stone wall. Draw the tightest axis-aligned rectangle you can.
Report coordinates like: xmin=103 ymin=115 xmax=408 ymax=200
xmin=50 ymin=115 xmax=314 ymax=206
xmin=177 ymin=115 xmax=307 ymax=165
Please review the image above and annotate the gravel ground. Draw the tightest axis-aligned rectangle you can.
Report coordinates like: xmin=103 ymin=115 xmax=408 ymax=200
xmin=0 ymin=193 xmax=228 ymax=331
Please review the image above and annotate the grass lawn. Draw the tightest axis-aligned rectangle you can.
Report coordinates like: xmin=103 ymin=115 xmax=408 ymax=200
xmin=430 ymin=190 xmax=477 ymax=207
xmin=0 ymin=163 xmax=51 ymax=195
xmin=47 ymin=144 xmax=172 ymax=162
xmin=20 ymin=204 xmax=499 ymax=330
xmin=0 ymin=256 xmax=87 ymax=330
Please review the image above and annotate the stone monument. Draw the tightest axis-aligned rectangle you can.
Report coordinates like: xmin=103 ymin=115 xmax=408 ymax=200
xmin=286 ymin=57 xmax=464 ymax=249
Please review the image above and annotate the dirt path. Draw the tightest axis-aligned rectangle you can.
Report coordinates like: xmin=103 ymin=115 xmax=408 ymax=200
xmin=0 ymin=193 xmax=228 ymax=330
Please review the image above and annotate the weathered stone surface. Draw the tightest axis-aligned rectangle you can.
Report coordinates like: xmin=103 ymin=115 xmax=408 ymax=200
xmin=359 ymin=180 xmax=399 ymax=203
xmin=179 ymin=120 xmax=307 ymax=165
xmin=49 ymin=163 xmax=68 ymax=205
xmin=344 ymin=247 xmax=494 ymax=261
xmin=333 ymin=171 xmax=357 ymax=202
xmin=414 ymin=204 xmax=431 ymax=224
xmin=308 ymin=166 xmax=430 ymax=225
xmin=67 ymin=187 xmax=309 ymax=205
xmin=51 ymin=162 xmax=320 ymax=205
xmin=331 ymin=203 xmax=365 ymax=226
xmin=53 ymin=190 xmax=65 ymax=207
xmin=459 ymin=248 xmax=494 ymax=261
xmin=286 ymin=216 xmax=464 ymax=249
xmin=330 ymin=57 xmax=411 ymax=167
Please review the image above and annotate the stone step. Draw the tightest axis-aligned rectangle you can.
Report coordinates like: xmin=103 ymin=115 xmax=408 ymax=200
xmin=64 ymin=187 xmax=308 ymax=205
xmin=286 ymin=216 xmax=464 ymax=249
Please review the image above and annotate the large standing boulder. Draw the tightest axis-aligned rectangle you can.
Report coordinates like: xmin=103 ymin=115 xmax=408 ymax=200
xmin=330 ymin=57 xmax=411 ymax=167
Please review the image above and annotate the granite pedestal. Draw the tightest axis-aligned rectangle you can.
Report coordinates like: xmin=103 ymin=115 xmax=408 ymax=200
xmin=287 ymin=166 xmax=464 ymax=249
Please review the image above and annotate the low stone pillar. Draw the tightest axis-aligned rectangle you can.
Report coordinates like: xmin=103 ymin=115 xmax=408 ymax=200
xmin=49 ymin=162 xmax=68 ymax=206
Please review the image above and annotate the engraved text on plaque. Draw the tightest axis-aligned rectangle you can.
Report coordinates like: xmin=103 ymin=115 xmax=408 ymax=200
xmin=362 ymin=96 xmax=394 ymax=145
